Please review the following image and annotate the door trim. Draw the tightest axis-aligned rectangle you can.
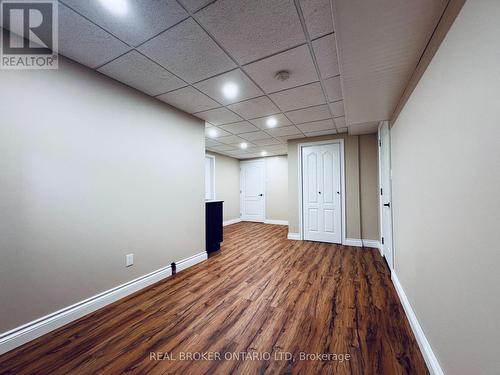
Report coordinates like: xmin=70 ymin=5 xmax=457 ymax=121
xmin=298 ymin=139 xmax=346 ymax=244
xmin=378 ymin=121 xmax=395 ymax=270
xmin=240 ymin=158 xmax=266 ymax=222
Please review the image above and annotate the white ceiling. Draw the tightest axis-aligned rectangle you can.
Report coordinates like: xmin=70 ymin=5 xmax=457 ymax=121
xmin=52 ymin=0 xmax=447 ymax=159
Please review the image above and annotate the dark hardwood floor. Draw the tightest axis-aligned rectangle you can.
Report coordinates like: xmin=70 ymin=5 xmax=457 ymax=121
xmin=0 ymin=222 xmax=428 ymax=374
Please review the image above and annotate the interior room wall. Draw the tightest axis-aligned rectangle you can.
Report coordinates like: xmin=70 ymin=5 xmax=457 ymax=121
xmin=0 ymin=58 xmax=205 ymax=333
xmin=265 ymin=156 xmax=288 ymax=222
xmin=287 ymin=134 xmax=379 ymax=240
xmin=359 ymin=134 xmax=379 ymax=240
xmin=206 ymin=151 xmax=240 ymax=222
xmin=390 ymin=1 xmax=500 ymax=373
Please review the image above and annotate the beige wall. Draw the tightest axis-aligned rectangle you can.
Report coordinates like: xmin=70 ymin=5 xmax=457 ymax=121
xmin=391 ymin=1 xmax=500 ymax=373
xmin=359 ymin=134 xmax=379 ymax=240
xmin=287 ymin=134 xmax=379 ymax=240
xmin=265 ymin=156 xmax=288 ymax=222
xmin=206 ymin=152 xmax=240 ymax=222
xmin=0 ymin=58 xmax=205 ymax=333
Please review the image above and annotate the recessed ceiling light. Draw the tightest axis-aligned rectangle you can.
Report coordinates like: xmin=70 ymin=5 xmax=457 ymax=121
xmin=208 ymin=128 xmax=218 ymax=137
xmin=261 ymin=151 xmax=268 ymax=156
xmin=266 ymin=117 xmax=278 ymax=128
xmin=240 ymin=142 xmax=248 ymax=149
xmin=99 ymin=0 xmax=128 ymax=16
xmin=222 ymin=82 xmax=239 ymax=100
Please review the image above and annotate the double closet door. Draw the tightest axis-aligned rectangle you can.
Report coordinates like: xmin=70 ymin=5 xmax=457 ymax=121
xmin=302 ymin=143 xmax=342 ymax=243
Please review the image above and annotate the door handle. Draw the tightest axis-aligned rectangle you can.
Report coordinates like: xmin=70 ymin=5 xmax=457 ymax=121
xmin=384 ymin=202 xmax=391 ymax=207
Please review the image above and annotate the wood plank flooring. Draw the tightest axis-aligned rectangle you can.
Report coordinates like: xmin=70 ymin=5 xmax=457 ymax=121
xmin=0 ymin=222 xmax=428 ymax=374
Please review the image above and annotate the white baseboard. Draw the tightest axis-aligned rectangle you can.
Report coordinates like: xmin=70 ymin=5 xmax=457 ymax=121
xmin=223 ymin=218 xmax=241 ymax=226
xmin=344 ymin=238 xmax=381 ymax=249
xmin=0 ymin=250 xmax=209 ymax=355
xmin=361 ymin=239 xmax=380 ymax=249
xmin=175 ymin=251 xmax=208 ymax=273
xmin=391 ymin=272 xmax=443 ymax=375
xmin=0 ymin=264 xmax=173 ymax=355
xmin=344 ymin=238 xmax=363 ymax=247
xmin=264 ymin=219 xmax=288 ymax=226
xmin=287 ymin=232 xmax=301 ymax=240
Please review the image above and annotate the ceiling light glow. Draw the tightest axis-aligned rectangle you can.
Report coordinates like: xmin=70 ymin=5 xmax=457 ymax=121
xmin=240 ymin=142 xmax=248 ymax=149
xmin=266 ymin=117 xmax=278 ymax=128
xmin=208 ymin=128 xmax=218 ymax=137
xmin=261 ymin=151 xmax=268 ymax=156
xmin=222 ymin=82 xmax=239 ymax=100
xmin=99 ymin=0 xmax=128 ymax=16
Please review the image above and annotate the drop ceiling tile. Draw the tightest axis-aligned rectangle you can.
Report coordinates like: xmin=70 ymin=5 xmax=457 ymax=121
xmin=240 ymin=154 xmax=260 ymax=159
xmin=250 ymin=114 xmax=292 ymax=129
xmin=205 ymin=138 xmax=221 ymax=147
xmin=194 ymin=69 xmax=263 ymax=105
xmin=312 ymin=33 xmax=339 ymax=79
xmin=337 ymin=127 xmax=348 ymax=133
xmin=97 ymin=51 xmax=186 ymax=96
xmin=324 ymin=76 xmax=343 ymax=102
xmin=211 ymin=144 xmax=238 ymax=152
xmin=58 ymin=4 xmax=130 ymax=69
xmin=219 ymin=121 xmax=259 ymax=134
xmin=277 ymin=134 xmax=304 ymax=143
xmin=205 ymin=122 xmax=214 ymax=128
xmin=296 ymin=119 xmax=335 ymax=132
xmin=329 ymin=101 xmax=345 ymax=117
xmin=157 ymin=86 xmax=220 ymax=113
xmin=304 ymin=129 xmax=338 ymax=137
xmin=300 ymin=0 xmax=334 ymax=40
xmin=266 ymin=126 xmax=302 ymax=137
xmin=196 ymin=0 xmax=306 ymax=64
xmin=178 ymin=0 xmax=213 ymax=12
xmin=139 ymin=18 xmax=236 ymax=83
xmin=334 ymin=117 xmax=346 ymax=127
xmin=227 ymin=96 xmax=280 ymax=120
xmin=195 ymin=108 xmax=242 ymax=125
xmin=243 ymin=45 xmax=318 ymax=94
xmin=252 ymin=138 xmax=282 ymax=146
xmin=239 ymin=131 xmax=273 ymax=141
xmin=205 ymin=127 xmax=231 ymax=138
xmin=285 ymin=104 xmax=331 ymax=124
xmin=217 ymin=135 xmax=248 ymax=145
xmin=269 ymin=82 xmax=326 ymax=111
xmin=264 ymin=144 xmax=289 ymax=152
xmin=62 ymin=0 xmax=188 ymax=46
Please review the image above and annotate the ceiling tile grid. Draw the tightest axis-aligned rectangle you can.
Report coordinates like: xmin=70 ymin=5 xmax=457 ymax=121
xmin=55 ymin=0 xmax=348 ymax=159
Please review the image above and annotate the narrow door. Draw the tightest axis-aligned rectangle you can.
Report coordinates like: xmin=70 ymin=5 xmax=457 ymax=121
xmin=302 ymin=143 xmax=342 ymax=243
xmin=379 ymin=122 xmax=394 ymax=269
xmin=240 ymin=160 xmax=265 ymax=222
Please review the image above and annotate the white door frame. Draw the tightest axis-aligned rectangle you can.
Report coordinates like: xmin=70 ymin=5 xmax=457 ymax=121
xmin=378 ymin=121 xmax=395 ymax=270
xmin=240 ymin=158 xmax=266 ymax=222
xmin=298 ymin=139 xmax=346 ymax=244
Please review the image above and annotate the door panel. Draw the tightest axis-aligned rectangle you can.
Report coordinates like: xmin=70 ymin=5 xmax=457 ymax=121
xmin=323 ymin=209 xmax=335 ymax=233
xmin=240 ymin=160 xmax=265 ymax=222
xmin=302 ymin=143 xmax=342 ymax=243
xmin=308 ymin=209 xmax=319 ymax=231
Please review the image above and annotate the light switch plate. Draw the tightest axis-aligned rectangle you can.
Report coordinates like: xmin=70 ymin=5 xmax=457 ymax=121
xmin=126 ymin=254 xmax=134 ymax=267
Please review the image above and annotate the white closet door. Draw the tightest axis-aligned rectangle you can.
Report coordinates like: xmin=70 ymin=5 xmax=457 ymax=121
xmin=303 ymin=144 xmax=342 ymax=243
xmin=240 ymin=160 xmax=265 ymax=222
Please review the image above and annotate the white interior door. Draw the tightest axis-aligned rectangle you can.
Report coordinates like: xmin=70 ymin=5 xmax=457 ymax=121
xmin=379 ymin=122 xmax=394 ymax=269
xmin=302 ymin=143 xmax=342 ymax=243
xmin=240 ymin=160 xmax=265 ymax=222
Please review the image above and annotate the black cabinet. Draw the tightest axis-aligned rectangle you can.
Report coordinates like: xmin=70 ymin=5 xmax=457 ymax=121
xmin=206 ymin=201 xmax=223 ymax=253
